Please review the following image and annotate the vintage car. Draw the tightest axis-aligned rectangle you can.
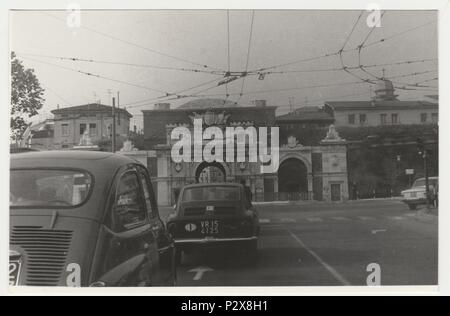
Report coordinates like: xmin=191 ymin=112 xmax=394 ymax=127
xmin=166 ymin=183 xmax=260 ymax=264
xmin=401 ymin=177 xmax=439 ymax=210
xmin=10 ymin=151 xmax=176 ymax=287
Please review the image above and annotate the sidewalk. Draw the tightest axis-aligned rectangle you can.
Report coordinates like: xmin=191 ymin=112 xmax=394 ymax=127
xmin=253 ymin=197 xmax=403 ymax=206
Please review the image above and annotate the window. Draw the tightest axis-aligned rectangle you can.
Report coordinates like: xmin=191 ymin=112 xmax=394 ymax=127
xmin=114 ymin=171 xmax=146 ymax=230
xmin=420 ymin=113 xmax=428 ymax=123
xmin=391 ymin=113 xmax=399 ymax=125
xmin=432 ymin=113 xmax=438 ymax=124
xmin=89 ymin=123 xmax=97 ymax=136
xmin=10 ymin=169 xmax=92 ymax=208
xmin=182 ymin=186 xmax=241 ymax=202
xmin=380 ymin=114 xmax=387 ymax=125
xmin=61 ymin=124 xmax=69 ymax=136
xmin=80 ymin=123 xmax=87 ymax=135
xmin=348 ymin=114 xmax=356 ymax=125
xmin=137 ymin=167 xmax=158 ymax=219
xmin=359 ymin=114 xmax=367 ymax=125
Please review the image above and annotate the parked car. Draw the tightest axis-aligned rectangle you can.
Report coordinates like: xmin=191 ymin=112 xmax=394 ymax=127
xmin=166 ymin=183 xmax=260 ymax=264
xmin=10 ymin=151 xmax=176 ymax=287
xmin=401 ymin=177 xmax=438 ymax=210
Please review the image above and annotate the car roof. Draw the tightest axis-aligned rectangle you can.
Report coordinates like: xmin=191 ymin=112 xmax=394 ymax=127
xmin=10 ymin=150 xmax=142 ymax=174
xmin=10 ymin=151 xmax=144 ymax=220
xmin=182 ymin=183 xmax=242 ymax=189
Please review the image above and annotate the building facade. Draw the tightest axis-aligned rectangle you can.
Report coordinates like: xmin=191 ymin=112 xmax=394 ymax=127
xmin=324 ymin=80 xmax=439 ymax=127
xmin=51 ymin=103 xmax=132 ymax=149
xmin=139 ymin=99 xmax=349 ymax=206
xmin=21 ymin=119 xmax=55 ymax=151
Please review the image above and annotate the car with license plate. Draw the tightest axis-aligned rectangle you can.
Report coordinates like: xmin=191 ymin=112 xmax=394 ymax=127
xmin=166 ymin=183 xmax=260 ymax=264
xmin=10 ymin=151 xmax=176 ymax=287
xmin=401 ymin=177 xmax=438 ymax=210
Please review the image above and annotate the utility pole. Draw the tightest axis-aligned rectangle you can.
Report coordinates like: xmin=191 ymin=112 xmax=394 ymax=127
xmin=417 ymin=138 xmax=430 ymax=212
xmin=117 ymin=91 xmax=121 ymax=136
xmin=424 ymin=150 xmax=430 ymax=212
xmin=112 ymin=97 xmax=116 ymax=153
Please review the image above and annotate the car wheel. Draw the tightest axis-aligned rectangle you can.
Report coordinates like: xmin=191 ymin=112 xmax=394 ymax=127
xmin=408 ymin=204 xmax=417 ymax=210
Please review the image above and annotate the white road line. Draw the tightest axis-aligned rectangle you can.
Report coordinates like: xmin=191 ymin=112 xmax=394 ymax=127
xmin=259 ymin=219 xmax=271 ymax=224
xmin=390 ymin=216 xmax=405 ymax=221
xmin=286 ymin=228 xmax=351 ymax=286
xmin=306 ymin=217 xmax=323 ymax=223
xmin=358 ymin=216 xmax=376 ymax=221
xmin=332 ymin=217 xmax=350 ymax=221
xmin=281 ymin=218 xmax=296 ymax=223
xmin=371 ymin=229 xmax=387 ymax=235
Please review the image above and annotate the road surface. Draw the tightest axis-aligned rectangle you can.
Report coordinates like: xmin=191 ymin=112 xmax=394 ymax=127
xmin=161 ymin=199 xmax=438 ymax=286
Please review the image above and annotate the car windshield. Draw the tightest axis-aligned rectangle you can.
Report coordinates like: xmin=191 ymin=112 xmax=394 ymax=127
xmin=413 ymin=179 xmax=437 ymax=188
xmin=10 ymin=169 xmax=93 ymax=208
xmin=182 ymin=186 xmax=240 ymax=202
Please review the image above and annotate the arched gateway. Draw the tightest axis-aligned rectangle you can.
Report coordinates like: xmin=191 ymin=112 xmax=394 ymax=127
xmin=195 ymin=162 xmax=226 ymax=183
xmin=124 ymin=100 xmax=350 ymax=206
xmin=278 ymin=158 xmax=309 ymax=200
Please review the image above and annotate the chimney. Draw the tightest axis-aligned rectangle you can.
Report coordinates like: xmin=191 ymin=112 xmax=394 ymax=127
xmin=254 ymin=100 xmax=267 ymax=107
xmin=154 ymin=103 xmax=171 ymax=110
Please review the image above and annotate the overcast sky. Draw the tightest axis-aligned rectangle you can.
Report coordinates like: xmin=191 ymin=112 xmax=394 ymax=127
xmin=10 ymin=10 xmax=438 ymax=129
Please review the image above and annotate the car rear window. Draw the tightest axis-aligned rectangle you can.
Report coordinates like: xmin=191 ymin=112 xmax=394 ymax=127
xmin=10 ymin=169 xmax=93 ymax=208
xmin=182 ymin=186 xmax=240 ymax=202
xmin=413 ymin=179 xmax=438 ymax=188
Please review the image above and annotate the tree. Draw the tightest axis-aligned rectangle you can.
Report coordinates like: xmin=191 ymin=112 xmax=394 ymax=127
xmin=11 ymin=52 xmax=45 ymax=143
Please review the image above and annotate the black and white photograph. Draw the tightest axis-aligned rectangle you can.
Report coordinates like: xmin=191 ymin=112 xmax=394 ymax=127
xmin=2 ymin=0 xmax=450 ymax=298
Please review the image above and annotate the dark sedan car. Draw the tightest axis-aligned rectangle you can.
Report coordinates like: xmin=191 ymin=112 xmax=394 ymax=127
xmin=166 ymin=183 xmax=260 ymax=264
xmin=10 ymin=151 xmax=176 ymax=287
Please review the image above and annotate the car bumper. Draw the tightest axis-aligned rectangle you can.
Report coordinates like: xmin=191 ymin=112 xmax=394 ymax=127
xmin=402 ymin=198 xmax=427 ymax=205
xmin=174 ymin=236 xmax=258 ymax=245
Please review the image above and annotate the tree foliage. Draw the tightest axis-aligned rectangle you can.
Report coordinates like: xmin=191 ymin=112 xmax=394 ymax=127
xmin=11 ymin=52 xmax=45 ymax=142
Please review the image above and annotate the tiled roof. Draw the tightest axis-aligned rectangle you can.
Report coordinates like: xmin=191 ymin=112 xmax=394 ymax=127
xmin=51 ymin=103 xmax=132 ymax=117
xmin=325 ymin=100 xmax=438 ymax=111
xmin=276 ymin=106 xmax=334 ymax=122
xmin=178 ymin=98 xmax=238 ymax=109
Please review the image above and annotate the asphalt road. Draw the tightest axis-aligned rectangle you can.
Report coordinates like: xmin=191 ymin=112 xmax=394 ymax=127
xmin=161 ymin=200 xmax=438 ymax=287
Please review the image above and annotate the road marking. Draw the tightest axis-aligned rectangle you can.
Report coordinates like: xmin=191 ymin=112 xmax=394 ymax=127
xmin=371 ymin=229 xmax=387 ymax=235
xmin=285 ymin=228 xmax=351 ymax=286
xmin=259 ymin=219 xmax=271 ymax=224
xmin=358 ymin=216 xmax=376 ymax=221
xmin=306 ymin=217 xmax=323 ymax=223
xmin=281 ymin=218 xmax=296 ymax=223
xmin=331 ymin=217 xmax=350 ymax=221
xmin=390 ymin=216 xmax=404 ymax=221
xmin=188 ymin=266 xmax=214 ymax=281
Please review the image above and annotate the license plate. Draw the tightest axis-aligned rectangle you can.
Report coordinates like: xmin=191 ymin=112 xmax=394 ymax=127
xmin=9 ymin=260 xmax=21 ymax=286
xmin=200 ymin=220 xmax=220 ymax=235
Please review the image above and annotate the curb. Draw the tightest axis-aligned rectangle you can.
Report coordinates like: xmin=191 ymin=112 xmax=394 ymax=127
xmin=254 ymin=198 xmax=403 ymax=207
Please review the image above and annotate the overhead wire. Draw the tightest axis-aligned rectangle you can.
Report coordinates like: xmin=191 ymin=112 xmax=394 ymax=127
xmin=40 ymin=11 xmax=224 ymax=72
xmin=21 ymin=55 xmax=173 ymax=95
xmin=16 ymin=52 xmax=225 ymax=75
xmin=237 ymin=10 xmax=256 ymax=103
